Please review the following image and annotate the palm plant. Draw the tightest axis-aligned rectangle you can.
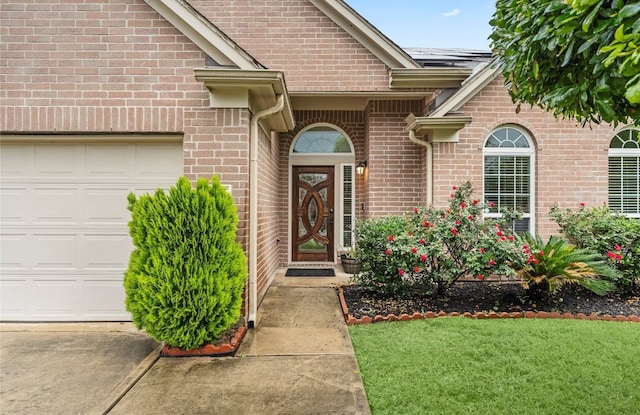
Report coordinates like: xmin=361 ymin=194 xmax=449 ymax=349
xmin=517 ymin=234 xmax=619 ymax=299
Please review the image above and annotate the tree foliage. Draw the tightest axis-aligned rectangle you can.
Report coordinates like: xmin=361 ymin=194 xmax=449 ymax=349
xmin=124 ymin=176 xmax=247 ymax=350
xmin=490 ymin=0 xmax=640 ymax=125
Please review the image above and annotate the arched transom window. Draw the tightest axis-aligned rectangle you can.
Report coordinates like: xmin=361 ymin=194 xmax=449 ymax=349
xmin=292 ymin=126 xmax=352 ymax=153
xmin=483 ymin=126 xmax=535 ymax=233
xmin=609 ymin=128 xmax=640 ymax=217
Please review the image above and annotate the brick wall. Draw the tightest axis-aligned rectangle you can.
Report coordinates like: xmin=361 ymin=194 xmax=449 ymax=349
xmin=432 ymin=76 xmax=618 ymax=238
xmin=366 ymin=100 xmax=426 ymax=217
xmin=188 ymin=0 xmax=390 ymax=92
xmin=257 ymin=127 xmax=281 ymax=300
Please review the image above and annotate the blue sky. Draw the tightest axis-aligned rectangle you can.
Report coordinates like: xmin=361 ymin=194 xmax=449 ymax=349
xmin=344 ymin=0 xmax=496 ymax=50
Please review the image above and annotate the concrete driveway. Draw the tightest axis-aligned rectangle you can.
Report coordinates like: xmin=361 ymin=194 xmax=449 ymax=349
xmin=0 ymin=323 xmax=160 ymax=415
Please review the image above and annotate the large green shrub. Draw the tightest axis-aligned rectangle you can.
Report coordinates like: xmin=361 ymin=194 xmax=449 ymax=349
xmin=355 ymin=182 xmax=527 ymax=296
xmin=550 ymin=204 xmax=640 ymax=293
xmin=124 ymin=176 xmax=247 ymax=350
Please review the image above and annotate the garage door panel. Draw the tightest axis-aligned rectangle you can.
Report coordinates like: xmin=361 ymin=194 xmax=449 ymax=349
xmin=32 ymin=188 xmax=79 ymax=224
xmin=84 ymin=280 xmax=128 ymax=316
xmin=34 ymin=145 xmax=80 ymax=178
xmin=0 ymin=144 xmax=33 ymax=178
xmin=82 ymin=188 xmax=131 ymax=224
xmin=135 ymin=144 xmax=183 ymax=178
xmin=32 ymin=234 xmax=77 ymax=269
xmin=0 ymin=187 xmax=28 ymax=224
xmin=31 ymin=279 xmax=80 ymax=317
xmin=0 ymin=234 xmax=28 ymax=269
xmin=0 ymin=280 xmax=27 ymax=317
xmin=85 ymin=145 xmax=132 ymax=179
xmin=80 ymin=234 xmax=132 ymax=269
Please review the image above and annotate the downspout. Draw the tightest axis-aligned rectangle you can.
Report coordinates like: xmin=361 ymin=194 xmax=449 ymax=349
xmin=408 ymin=129 xmax=433 ymax=206
xmin=248 ymin=94 xmax=285 ymax=327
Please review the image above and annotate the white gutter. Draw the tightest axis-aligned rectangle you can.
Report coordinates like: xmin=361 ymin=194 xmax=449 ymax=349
xmin=408 ymin=129 xmax=433 ymax=206
xmin=248 ymin=94 xmax=285 ymax=327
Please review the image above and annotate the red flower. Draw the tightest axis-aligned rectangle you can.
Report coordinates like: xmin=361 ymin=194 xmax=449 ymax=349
xmin=460 ymin=202 xmax=466 ymax=208
xmin=538 ymin=250 xmax=545 ymax=257
xmin=398 ymin=269 xmax=405 ymax=276
xmin=451 ymin=228 xmax=458 ymax=236
xmin=489 ymin=202 xmax=495 ymax=207
xmin=411 ymin=247 xmax=418 ymax=254
xmin=480 ymin=247 xmax=486 ymax=254
xmin=607 ymin=251 xmax=622 ymax=261
xmin=496 ymin=230 xmax=504 ymax=237
xmin=477 ymin=274 xmax=484 ymax=281
xmin=385 ymin=249 xmax=392 ymax=255
xmin=614 ymin=245 xmax=621 ymax=251
xmin=523 ymin=244 xmax=530 ymax=253
xmin=507 ymin=235 xmax=514 ymax=241
xmin=414 ymin=207 xmax=419 ymax=214
xmin=580 ymin=202 xmax=585 ymax=207
xmin=450 ymin=193 xmax=455 ymax=198
xmin=455 ymin=220 xmax=461 ymax=226
xmin=468 ymin=215 xmax=473 ymax=220
xmin=473 ymin=199 xmax=479 ymax=205
xmin=388 ymin=235 xmax=394 ymax=241
xmin=419 ymin=238 xmax=426 ymax=245
xmin=488 ymin=259 xmax=496 ymax=266
xmin=500 ymin=236 xmax=507 ymax=242
xmin=414 ymin=266 xmax=421 ymax=273
xmin=420 ymin=254 xmax=427 ymax=262
xmin=423 ymin=221 xmax=430 ymax=227
xmin=452 ymin=185 xmax=457 ymax=190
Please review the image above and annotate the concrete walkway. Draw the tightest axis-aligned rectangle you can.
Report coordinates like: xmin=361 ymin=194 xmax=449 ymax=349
xmin=1 ymin=269 xmax=371 ymax=414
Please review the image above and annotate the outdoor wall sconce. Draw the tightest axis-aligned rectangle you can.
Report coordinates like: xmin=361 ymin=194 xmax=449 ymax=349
xmin=356 ymin=160 xmax=367 ymax=175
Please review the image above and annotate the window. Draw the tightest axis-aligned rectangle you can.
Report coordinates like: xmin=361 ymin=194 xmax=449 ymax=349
xmin=292 ymin=126 xmax=352 ymax=153
xmin=342 ymin=164 xmax=354 ymax=248
xmin=483 ymin=126 xmax=535 ymax=233
xmin=609 ymin=128 xmax=640 ymax=217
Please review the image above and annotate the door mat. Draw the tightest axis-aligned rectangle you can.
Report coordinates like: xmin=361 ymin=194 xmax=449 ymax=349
xmin=285 ymin=268 xmax=335 ymax=277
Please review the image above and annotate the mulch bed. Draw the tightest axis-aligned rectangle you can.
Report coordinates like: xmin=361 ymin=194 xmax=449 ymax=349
xmin=340 ymin=282 xmax=640 ymax=322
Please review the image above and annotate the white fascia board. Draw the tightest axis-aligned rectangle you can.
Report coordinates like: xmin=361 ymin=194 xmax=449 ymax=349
xmin=145 ymin=0 xmax=261 ymax=70
xmin=308 ymin=0 xmax=420 ymax=69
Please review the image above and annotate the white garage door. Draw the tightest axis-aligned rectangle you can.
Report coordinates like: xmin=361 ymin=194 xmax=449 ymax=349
xmin=0 ymin=139 xmax=183 ymax=321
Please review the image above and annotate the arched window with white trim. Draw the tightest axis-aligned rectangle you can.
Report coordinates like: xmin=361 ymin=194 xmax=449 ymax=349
xmin=483 ymin=125 xmax=535 ymax=233
xmin=609 ymin=128 xmax=640 ymax=217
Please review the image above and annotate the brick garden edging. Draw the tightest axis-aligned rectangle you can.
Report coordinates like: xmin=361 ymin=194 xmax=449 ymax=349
xmin=337 ymin=286 xmax=640 ymax=326
xmin=160 ymin=325 xmax=247 ymax=357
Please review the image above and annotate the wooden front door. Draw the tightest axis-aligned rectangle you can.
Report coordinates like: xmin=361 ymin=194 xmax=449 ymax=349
xmin=292 ymin=166 xmax=335 ymax=262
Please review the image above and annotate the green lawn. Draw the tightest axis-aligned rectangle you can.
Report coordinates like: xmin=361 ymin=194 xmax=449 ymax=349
xmin=349 ymin=318 xmax=640 ymax=415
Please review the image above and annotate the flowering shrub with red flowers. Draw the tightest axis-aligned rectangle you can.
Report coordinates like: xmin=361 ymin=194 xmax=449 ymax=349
xmin=354 ymin=182 xmax=527 ymax=296
xmin=550 ymin=204 xmax=640 ymax=293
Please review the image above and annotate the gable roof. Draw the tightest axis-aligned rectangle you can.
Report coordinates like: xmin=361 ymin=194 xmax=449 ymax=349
xmin=144 ymin=0 xmax=263 ymax=70
xmin=429 ymin=58 xmax=501 ymax=117
xmin=309 ymin=0 xmax=420 ymax=69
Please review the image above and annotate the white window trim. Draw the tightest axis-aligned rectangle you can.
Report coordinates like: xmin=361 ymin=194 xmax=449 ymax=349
xmin=482 ymin=125 xmax=536 ymax=233
xmin=608 ymin=129 xmax=640 ymax=218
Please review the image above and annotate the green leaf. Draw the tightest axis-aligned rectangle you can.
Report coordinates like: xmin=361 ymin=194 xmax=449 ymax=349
xmin=625 ymin=81 xmax=640 ymax=104
xmin=582 ymin=0 xmax=604 ymax=32
xmin=614 ymin=24 xmax=625 ymax=42
xmin=619 ymin=3 xmax=640 ymax=19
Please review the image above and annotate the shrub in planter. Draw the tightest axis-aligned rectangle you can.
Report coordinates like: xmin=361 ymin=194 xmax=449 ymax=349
xmin=355 ymin=182 xmax=528 ymax=297
xmin=124 ymin=176 xmax=247 ymax=350
xmin=516 ymin=233 xmax=618 ymax=300
xmin=550 ymin=204 xmax=640 ymax=293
